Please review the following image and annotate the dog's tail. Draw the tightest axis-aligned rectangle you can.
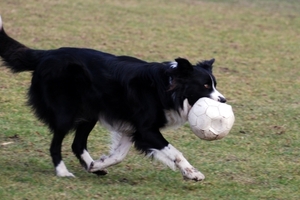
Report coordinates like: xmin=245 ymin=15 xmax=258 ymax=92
xmin=0 ymin=16 xmax=38 ymax=73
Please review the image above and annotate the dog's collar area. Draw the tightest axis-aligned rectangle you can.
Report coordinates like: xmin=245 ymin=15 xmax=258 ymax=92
xmin=169 ymin=61 xmax=178 ymax=68
xmin=169 ymin=76 xmax=173 ymax=85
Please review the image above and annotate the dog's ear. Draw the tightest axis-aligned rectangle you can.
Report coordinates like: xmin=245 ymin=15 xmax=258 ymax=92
xmin=174 ymin=57 xmax=193 ymax=72
xmin=196 ymin=58 xmax=215 ymax=72
xmin=205 ymin=58 xmax=215 ymax=66
xmin=167 ymin=58 xmax=193 ymax=91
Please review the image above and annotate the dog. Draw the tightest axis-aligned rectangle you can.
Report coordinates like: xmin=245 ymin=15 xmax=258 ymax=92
xmin=0 ymin=16 xmax=226 ymax=181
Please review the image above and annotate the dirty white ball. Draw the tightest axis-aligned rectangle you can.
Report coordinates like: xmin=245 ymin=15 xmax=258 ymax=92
xmin=188 ymin=98 xmax=235 ymax=141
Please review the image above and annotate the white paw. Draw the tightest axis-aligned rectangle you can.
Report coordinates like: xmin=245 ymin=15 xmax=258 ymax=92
xmin=89 ymin=160 xmax=104 ymax=172
xmin=56 ymin=170 xmax=75 ymax=177
xmin=182 ymin=168 xmax=205 ymax=181
xmin=55 ymin=161 xmax=75 ymax=177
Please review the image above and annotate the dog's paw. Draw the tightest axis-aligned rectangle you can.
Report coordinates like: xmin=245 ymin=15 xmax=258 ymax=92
xmin=56 ymin=170 xmax=75 ymax=178
xmin=181 ymin=168 xmax=205 ymax=181
xmin=55 ymin=161 xmax=75 ymax=177
xmin=88 ymin=160 xmax=108 ymax=175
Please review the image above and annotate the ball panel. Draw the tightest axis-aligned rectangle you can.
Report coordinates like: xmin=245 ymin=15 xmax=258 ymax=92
xmin=196 ymin=114 xmax=211 ymax=130
xmin=225 ymin=115 xmax=235 ymax=129
xmin=219 ymin=104 xmax=234 ymax=118
xmin=204 ymin=129 xmax=218 ymax=140
xmin=203 ymin=98 xmax=220 ymax=106
xmin=211 ymin=118 xmax=226 ymax=132
xmin=206 ymin=106 xmax=219 ymax=118
xmin=188 ymin=112 xmax=198 ymax=126
xmin=194 ymin=129 xmax=206 ymax=140
xmin=192 ymin=103 xmax=207 ymax=116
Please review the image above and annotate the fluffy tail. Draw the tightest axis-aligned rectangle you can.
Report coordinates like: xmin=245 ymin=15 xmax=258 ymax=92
xmin=0 ymin=16 xmax=38 ymax=73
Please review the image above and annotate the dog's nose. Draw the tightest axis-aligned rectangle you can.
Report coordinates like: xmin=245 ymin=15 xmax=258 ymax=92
xmin=219 ymin=96 xmax=226 ymax=103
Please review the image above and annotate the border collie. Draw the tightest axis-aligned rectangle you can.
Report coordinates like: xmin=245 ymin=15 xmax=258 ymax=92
xmin=0 ymin=16 xmax=226 ymax=181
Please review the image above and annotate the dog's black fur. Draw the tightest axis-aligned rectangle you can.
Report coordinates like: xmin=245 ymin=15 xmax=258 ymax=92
xmin=0 ymin=16 xmax=226 ymax=180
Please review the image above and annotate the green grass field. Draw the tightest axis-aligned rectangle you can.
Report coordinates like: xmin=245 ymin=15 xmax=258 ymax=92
xmin=0 ymin=0 xmax=299 ymax=199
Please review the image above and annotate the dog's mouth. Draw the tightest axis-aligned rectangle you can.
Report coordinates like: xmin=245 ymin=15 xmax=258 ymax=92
xmin=206 ymin=73 xmax=226 ymax=103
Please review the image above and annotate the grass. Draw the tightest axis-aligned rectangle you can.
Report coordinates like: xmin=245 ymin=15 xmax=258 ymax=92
xmin=0 ymin=0 xmax=300 ymax=199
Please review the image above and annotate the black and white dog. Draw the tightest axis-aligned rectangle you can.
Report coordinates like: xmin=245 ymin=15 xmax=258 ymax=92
xmin=0 ymin=16 xmax=226 ymax=181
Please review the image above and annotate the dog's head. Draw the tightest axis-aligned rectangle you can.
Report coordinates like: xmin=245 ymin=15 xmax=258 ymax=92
xmin=168 ymin=58 xmax=226 ymax=107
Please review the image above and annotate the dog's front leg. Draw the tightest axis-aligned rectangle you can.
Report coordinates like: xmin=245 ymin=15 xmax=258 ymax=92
xmin=152 ymin=144 xmax=205 ymax=181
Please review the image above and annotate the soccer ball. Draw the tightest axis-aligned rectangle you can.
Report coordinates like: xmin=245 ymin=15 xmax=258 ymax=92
xmin=188 ymin=97 xmax=235 ymax=141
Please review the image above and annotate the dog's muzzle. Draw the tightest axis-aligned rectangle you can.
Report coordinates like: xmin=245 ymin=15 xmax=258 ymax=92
xmin=218 ymin=96 xmax=226 ymax=103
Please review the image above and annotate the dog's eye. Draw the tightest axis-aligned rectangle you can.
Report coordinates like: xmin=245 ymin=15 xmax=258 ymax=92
xmin=204 ymin=84 xmax=211 ymax=89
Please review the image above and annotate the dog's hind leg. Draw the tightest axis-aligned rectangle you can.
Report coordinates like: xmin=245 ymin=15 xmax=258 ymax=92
xmin=72 ymin=120 xmax=107 ymax=176
xmin=49 ymin=108 xmax=78 ymax=177
xmin=50 ymin=131 xmax=75 ymax=177
xmin=72 ymin=120 xmax=96 ymax=169
xmin=89 ymin=131 xmax=132 ymax=172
